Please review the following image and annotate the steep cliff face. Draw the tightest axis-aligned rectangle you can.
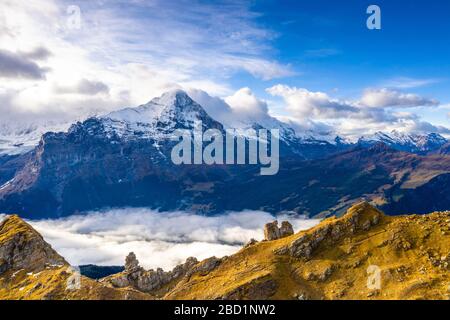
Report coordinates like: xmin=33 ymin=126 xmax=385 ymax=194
xmin=0 ymin=215 xmax=66 ymax=273
xmin=0 ymin=203 xmax=449 ymax=300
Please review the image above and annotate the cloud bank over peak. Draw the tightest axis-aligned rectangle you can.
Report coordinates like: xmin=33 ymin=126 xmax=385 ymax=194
xmin=266 ymin=84 xmax=449 ymax=138
xmin=188 ymin=87 xmax=274 ymax=128
xmin=0 ymin=0 xmax=292 ymax=132
xmin=0 ymin=0 xmax=448 ymax=141
xmin=225 ymin=87 xmax=269 ymax=119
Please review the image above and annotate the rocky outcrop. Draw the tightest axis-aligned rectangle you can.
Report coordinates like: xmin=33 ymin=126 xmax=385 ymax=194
xmin=275 ymin=202 xmax=382 ymax=260
xmin=125 ymin=252 xmax=142 ymax=273
xmin=186 ymin=256 xmax=222 ymax=277
xmin=0 ymin=215 xmax=66 ymax=274
xmin=102 ymin=253 xmax=222 ymax=293
xmin=264 ymin=221 xmax=280 ymax=240
xmin=280 ymin=221 xmax=294 ymax=237
xmin=264 ymin=220 xmax=294 ymax=241
xmin=244 ymin=238 xmax=258 ymax=248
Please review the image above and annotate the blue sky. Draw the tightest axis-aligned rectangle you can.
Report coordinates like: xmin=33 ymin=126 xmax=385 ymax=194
xmin=0 ymin=0 xmax=449 ymax=138
xmin=237 ymin=0 xmax=450 ymax=122
xmin=250 ymin=0 xmax=450 ymax=95
xmin=243 ymin=0 xmax=450 ymax=132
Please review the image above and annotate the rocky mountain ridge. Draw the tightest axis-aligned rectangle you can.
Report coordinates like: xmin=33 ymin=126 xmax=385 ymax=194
xmin=0 ymin=202 xmax=449 ymax=300
xmin=0 ymin=91 xmax=449 ymax=219
xmin=1 ymin=90 xmax=447 ymax=157
xmin=358 ymin=130 xmax=448 ymax=154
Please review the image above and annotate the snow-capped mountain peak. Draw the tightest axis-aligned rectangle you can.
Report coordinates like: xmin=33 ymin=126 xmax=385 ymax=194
xmin=105 ymin=90 xmax=204 ymax=124
xmin=99 ymin=90 xmax=222 ymax=140
xmin=154 ymin=89 xmax=196 ymax=108
xmin=1 ymin=90 xmax=448 ymax=156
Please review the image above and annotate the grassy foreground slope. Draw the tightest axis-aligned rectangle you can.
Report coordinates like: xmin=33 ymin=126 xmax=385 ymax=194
xmin=162 ymin=203 xmax=449 ymax=300
xmin=0 ymin=203 xmax=449 ymax=300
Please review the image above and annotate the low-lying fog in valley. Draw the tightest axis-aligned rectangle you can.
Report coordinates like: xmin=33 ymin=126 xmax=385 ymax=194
xmin=0 ymin=209 xmax=320 ymax=271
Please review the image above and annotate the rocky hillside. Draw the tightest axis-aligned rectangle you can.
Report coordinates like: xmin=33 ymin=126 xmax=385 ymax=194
xmin=439 ymin=143 xmax=450 ymax=155
xmin=154 ymin=203 xmax=450 ymax=300
xmin=0 ymin=215 xmax=151 ymax=299
xmin=0 ymin=202 xmax=448 ymax=300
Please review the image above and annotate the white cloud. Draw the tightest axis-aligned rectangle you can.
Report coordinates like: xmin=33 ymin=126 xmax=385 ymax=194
xmin=266 ymin=84 xmax=358 ymax=119
xmin=225 ymin=87 xmax=269 ymax=119
xmin=55 ymin=78 xmax=110 ymax=95
xmin=188 ymin=87 xmax=273 ymax=128
xmin=401 ymin=120 xmax=450 ymax=135
xmin=187 ymin=88 xmax=234 ymax=123
xmin=0 ymin=0 xmax=292 ymax=134
xmin=0 ymin=0 xmax=447 ymax=142
xmin=0 ymin=210 xmax=320 ymax=271
xmin=266 ymin=84 xmax=449 ymax=139
xmin=275 ymin=116 xmax=336 ymax=136
xmin=19 ymin=46 xmax=53 ymax=61
xmin=0 ymin=49 xmax=49 ymax=79
xmin=361 ymin=88 xmax=439 ymax=108
xmin=190 ymin=85 xmax=450 ymax=139
xmin=381 ymin=77 xmax=440 ymax=89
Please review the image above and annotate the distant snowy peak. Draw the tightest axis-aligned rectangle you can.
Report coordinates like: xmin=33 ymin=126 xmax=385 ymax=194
xmin=358 ymin=131 xmax=448 ymax=153
xmin=224 ymin=115 xmax=298 ymax=144
xmin=0 ymin=122 xmax=72 ymax=155
xmin=296 ymin=131 xmax=351 ymax=146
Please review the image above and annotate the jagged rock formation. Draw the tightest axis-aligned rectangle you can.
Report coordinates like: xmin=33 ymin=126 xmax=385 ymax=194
xmin=125 ymin=252 xmax=141 ymax=273
xmin=244 ymin=238 xmax=258 ymax=248
xmin=0 ymin=203 xmax=449 ymax=300
xmin=264 ymin=220 xmax=294 ymax=240
xmin=264 ymin=221 xmax=280 ymax=240
xmin=280 ymin=221 xmax=294 ymax=237
xmin=101 ymin=253 xmax=222 ymax=293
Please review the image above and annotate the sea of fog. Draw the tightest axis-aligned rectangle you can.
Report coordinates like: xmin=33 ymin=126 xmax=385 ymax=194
xmin=0 ymin=209 xmax=320 ymax=271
